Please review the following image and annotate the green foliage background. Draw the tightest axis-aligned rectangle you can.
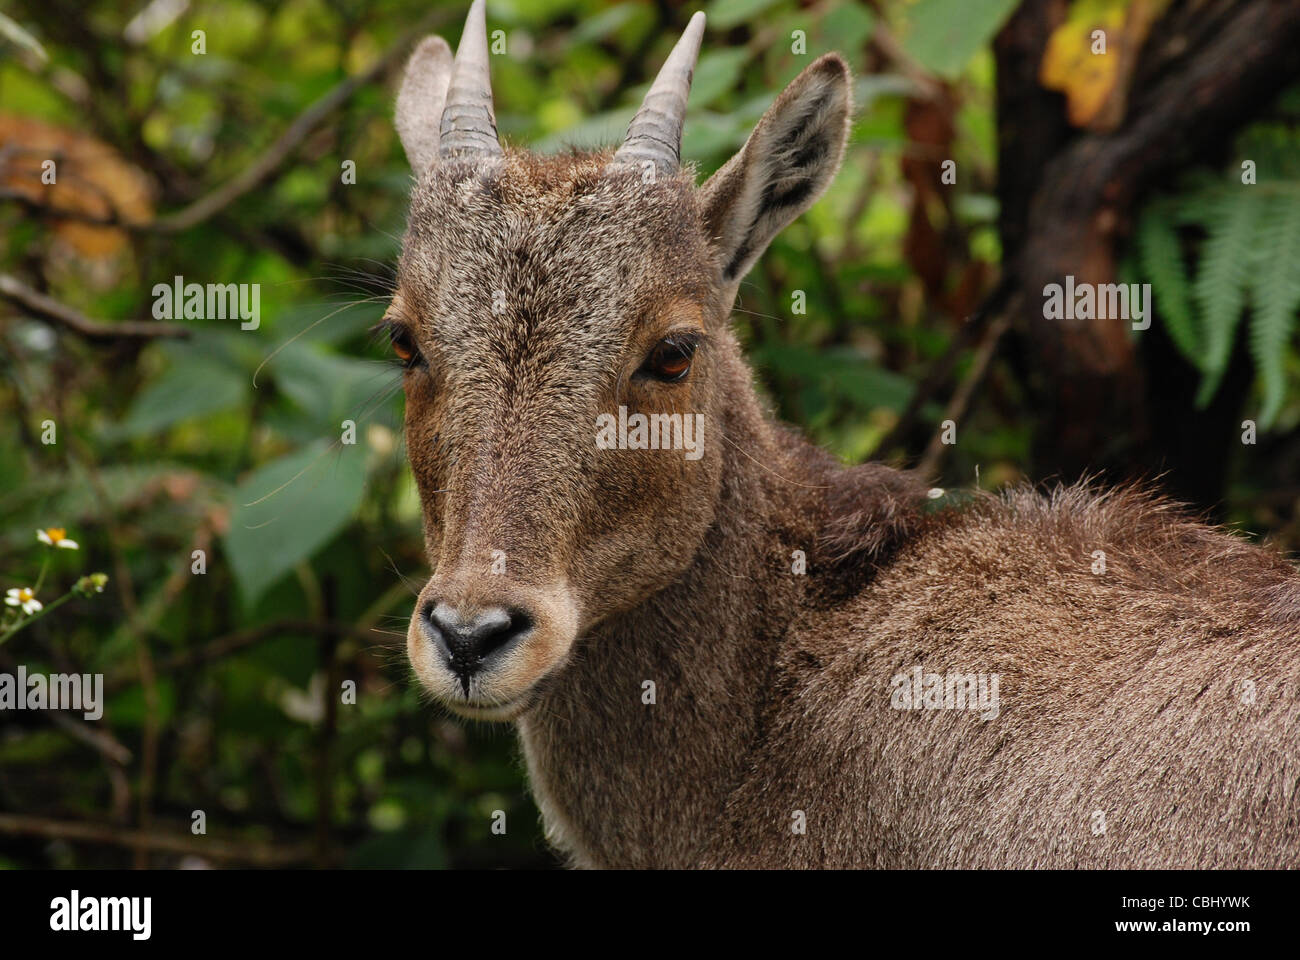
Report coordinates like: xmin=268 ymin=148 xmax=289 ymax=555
xmin=0 ymin=0 xmax=1297 ymax=868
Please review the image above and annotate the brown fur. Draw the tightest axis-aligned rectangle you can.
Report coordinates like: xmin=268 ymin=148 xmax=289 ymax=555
xmin=392 ymin=26 xmax=1300 ymax=867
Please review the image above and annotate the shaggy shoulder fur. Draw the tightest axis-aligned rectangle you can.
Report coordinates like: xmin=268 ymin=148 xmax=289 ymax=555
xmin=706 ymin=478 xmax=1300 ymax=867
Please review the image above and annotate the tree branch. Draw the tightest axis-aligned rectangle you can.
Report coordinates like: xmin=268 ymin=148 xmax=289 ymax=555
xmin=0 ymin=813 xmax=311 ymax=866
xmin=0 ymin=273 xmax=189 ymax=340
xmin=150 ymin=10 xmax=446 ymax=233
xmin=48 ymin=712 xmax=133 ymax=766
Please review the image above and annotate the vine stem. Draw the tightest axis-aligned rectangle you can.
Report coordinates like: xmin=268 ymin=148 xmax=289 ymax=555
xmin=32 ymin=554 xmax=50 ymax=593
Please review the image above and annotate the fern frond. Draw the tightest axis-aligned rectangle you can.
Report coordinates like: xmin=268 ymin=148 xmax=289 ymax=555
xmin=1193 ymin=189 xmax=1259 ymax=406
xmin=1129 ymin=104 xmax=1300 ymax=425
xmin=1247 ymin=190 xmax=1300 ymax=427
xmin=1135 ymin=203 xmax=1199 ymax=362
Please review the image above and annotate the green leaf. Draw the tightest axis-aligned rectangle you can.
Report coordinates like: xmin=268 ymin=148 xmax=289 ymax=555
xmin=533 ymin=107 xmax=633 ymax=153
xmin=1194 ymin=190 xmax=1258 ymax=406
xmin=823 ymin=348 xmax=916 ymax=411
xmin=271 ymin=342 xmax=399 ymax=428
xmin=821 ymin=3 xmax=875 ymax=55
xmin=902 ymin=0 xmax=1020 ymax=80
xmin=105 ymin=680 xmax=176 ymax=730
xmin=705 ymin=0 xmax=784 ymax=32
xmin=689 ymin=49 xmax=750 ymax=109
xmin=111 ymin=352 xmax=247 ymax=438
xmin=1248 ymin=194 xmax=1300 ymax=427
xmin=682 ymin=110 xmax=754 ymax=162
xmin=224 ymin=439 xmax=368 ymax=608
xmin=1135 ymin=204 xmax=1200 ymax=363
xmin=753 ymin=343 xmax=914 ymax=412
xmin=566 ymin=3 xmax=645 ymax=46
xmin=852 ymin=74 xmax=917 ymax=111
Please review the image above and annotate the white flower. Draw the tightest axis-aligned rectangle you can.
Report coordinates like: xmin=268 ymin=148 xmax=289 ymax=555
xmin=36 ymin=527 xmax=78 ymax=550
xmin=5 ymin=587 xmax=42 ymax=615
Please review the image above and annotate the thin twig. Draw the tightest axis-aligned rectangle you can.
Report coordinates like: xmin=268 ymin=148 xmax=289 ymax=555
xmin=872 ymin=275 xmax=1013 ymax=460
xmin=0 ymin=813 xmax=311 ymax=866
xmin=48 ymin=712 xmax=133 ymax=765
xmin=0 ymin=273 xmax=190 ymax=340
xmin=916 ymin=314 xmax=1012 ymax=478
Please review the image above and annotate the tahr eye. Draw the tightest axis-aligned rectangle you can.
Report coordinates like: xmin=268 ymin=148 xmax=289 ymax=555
xmin=388 ymin=326 xmax=419 ymax=366
xmin=640 ymin=336 xmax=698 ymax=382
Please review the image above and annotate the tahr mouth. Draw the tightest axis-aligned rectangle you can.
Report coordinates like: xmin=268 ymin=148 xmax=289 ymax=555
xmin=445 ymin=692 xmax=531 ymax=722
xmin=438 ymin=659 xmax=566 ymax=722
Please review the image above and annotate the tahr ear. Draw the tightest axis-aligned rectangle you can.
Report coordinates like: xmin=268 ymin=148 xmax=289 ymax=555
xmin=395 ymin=35 xmax=453 ymax=172
xmin=699 ymin=54 xmax=851 ymax=285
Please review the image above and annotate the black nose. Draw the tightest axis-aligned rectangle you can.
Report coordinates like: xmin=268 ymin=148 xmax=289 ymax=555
xmin=421 ymin=603 xmax=532 ymax=691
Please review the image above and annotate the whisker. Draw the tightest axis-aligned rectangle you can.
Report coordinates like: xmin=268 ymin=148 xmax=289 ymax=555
xmin=252 ymin=295 xmax=393 ymax=387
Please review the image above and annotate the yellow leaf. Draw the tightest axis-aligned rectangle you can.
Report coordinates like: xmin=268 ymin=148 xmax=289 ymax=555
xmin=1040 ymin=0 xmax=1172 ymax=131
xmin=1039 ymin=0 xmax=1128 ymax=128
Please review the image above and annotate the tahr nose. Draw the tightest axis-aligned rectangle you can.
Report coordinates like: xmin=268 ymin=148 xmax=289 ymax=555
xmin=421 ymin=602 xmax=532 ymax=689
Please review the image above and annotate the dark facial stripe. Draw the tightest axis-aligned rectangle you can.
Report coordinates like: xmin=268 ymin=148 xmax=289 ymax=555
xmin=720 ymin=87 xmax=840 ymax=280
